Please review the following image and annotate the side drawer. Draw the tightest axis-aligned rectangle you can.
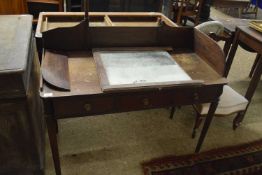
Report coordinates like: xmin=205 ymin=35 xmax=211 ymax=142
xmin=170 ymin=86 xmax=223 ymax=105
xmin=193 ymin=86 xmax=223 ymax=104
xmin=53 ymin=96 xmax=115 ymax=118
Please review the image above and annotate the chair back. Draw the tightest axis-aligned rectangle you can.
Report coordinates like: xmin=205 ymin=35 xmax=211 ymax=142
xmin=174 ymin=0 xmax=203 ymax=25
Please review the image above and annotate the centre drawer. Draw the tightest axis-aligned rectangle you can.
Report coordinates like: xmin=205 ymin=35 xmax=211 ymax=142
xmin=116 ymin=91 xmax=174 ymax=112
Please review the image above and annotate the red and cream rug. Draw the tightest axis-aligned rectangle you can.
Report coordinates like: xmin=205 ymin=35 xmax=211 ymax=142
xmin=142 ymin=140 xmax=262 ymax=175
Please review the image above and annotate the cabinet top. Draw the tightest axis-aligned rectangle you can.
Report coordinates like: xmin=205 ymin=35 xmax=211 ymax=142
xmin=0 ymin=15 xmax=33 ymax=74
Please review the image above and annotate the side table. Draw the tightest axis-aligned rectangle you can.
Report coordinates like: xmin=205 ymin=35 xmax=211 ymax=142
xmin=225 ymin=26 xmax=262 ymax=129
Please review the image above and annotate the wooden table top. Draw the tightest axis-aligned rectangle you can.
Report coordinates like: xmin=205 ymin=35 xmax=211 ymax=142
xmin=238 ymin=26 xmax=262 ymax=43
xmin=40 ymin=50 xmax=227 ymax=98
xmin=210 ymin=17 xmax=251 ymax=33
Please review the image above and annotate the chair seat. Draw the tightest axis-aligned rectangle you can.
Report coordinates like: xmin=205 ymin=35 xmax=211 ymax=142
xmin=195 ymin=85 xmax=248 ymax=115
xmin=195 ymin=21 xmax=224 ymax=36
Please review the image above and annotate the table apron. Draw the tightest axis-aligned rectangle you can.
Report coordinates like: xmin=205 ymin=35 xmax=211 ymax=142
xmin=238 ymin=32 xmax=262 ymax=55
xmin=50 ymin=85 xmax=223 ymax=119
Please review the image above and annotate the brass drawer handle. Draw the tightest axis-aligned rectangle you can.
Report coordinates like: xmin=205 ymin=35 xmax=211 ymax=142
xmin=143 ymin=98 xmax=149 ymax=106
xmin=194 ymin=93 xmax=199 ymax=100
xmin=84 ymin=104 xmax=92 ymax=111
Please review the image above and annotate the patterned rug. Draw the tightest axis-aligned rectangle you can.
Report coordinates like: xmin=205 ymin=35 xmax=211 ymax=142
xmin=142 ymin=140 xmax=262 ymax=175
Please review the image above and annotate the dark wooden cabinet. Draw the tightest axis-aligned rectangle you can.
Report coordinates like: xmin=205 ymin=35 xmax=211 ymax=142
xmin=27 ymin=0 xmax=64 ymax=23
xmin=0 ymin=0 xmax=27 ymax=14
xmin=66 ymin=0 xmax=162 ymax=12
xmin=0 ymin=15 xmax=44 ymax=175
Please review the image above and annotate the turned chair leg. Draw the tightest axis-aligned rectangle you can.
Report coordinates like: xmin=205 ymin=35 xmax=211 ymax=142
xmin=182 ymin=17 xmax=188 ymax=26
xmin=192 ymin=113 xmax=203 ymax=138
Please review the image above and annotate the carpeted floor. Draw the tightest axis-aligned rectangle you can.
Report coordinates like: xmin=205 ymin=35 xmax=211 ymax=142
xmin=45 ymin=8 xmax=262 ymax=175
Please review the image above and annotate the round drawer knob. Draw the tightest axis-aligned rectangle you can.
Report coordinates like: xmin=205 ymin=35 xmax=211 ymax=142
xmin=84 ymin=104 xmax=92 ymax=111
xmin=143 ymin=98 xmax=149 ymax=106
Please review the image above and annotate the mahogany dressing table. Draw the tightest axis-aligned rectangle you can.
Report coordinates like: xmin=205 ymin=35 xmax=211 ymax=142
xmin=39 ymin=13 xmax=227 ymax=175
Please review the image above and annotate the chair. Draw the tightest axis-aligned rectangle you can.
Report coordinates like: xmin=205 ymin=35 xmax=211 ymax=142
xmin=170 ymin=21 xmax=249 ymax=138
xmin=193 ymin=21 xmax=249 ymax=138
xmin=173 ymin=0 xmax=204 ymax=26
xmin=192 ymin=85 xmax=248 ymax=138
xmin=195 ymin=21 xmax=232 ymax=56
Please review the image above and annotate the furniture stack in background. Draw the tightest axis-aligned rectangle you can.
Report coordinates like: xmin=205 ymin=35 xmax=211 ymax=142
xmin=173 ymin=0 xmax=204 ymax=26
xmin=0 ymin=0 xmax=64 ymax=24
xmin=66 ymin=0 xmax=82 ymax=11
xmin=0 ymin=15 xmax=44 ymax=175
xmin=27 ymin=0 xmax=63 ymax=23
xmin=251 ymin=0 xmax=262 ymax=8
xmin=0 ymin=0 xmax=28 ymax=14
xmin=212 ymin=0 xmax=258 ymax=18
xmin=66 ymin=0 xmax=162 ymax=12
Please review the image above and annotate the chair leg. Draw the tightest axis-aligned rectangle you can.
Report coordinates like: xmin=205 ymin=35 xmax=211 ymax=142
xmin=170 ymin=107 xmax=176 ymax=119
xmin=192 ymin=113 xmax=203 ymax=138
xmin=233 ymin=111 xmax=247 ymax=130
xmin=182 ymin=17 xmax=187 ymax=26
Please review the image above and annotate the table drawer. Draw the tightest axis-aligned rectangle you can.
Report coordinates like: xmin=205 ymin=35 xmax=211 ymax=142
xmin=53 ymin=96 xmax=114 ymax=118
xmin=194 ymin=86 xmax=223 ymax=104
xmin=52 ymin=86 xmax=223 ymax=118
xmin=116 ymin=87 xmax=221 ymax=112
xmin=116 ymin=92 xmax=174 ymax=111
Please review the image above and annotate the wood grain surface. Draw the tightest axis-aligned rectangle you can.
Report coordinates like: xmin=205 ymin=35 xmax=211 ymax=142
xmin=0 ymin=0 xmax=27 ymax=14
xmin=36 ymin=12 xmax=177 ymax=38
xmin=41 ymin=50 xmax=70 ymax=91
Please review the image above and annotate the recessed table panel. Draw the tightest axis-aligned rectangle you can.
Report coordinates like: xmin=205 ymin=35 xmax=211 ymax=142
xmin=93 ymin=50 xmax=196 ymax=91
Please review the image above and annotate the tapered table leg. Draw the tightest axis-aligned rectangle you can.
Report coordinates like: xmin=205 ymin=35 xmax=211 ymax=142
xmin=195 ymin=100 xmax=219 ymax=153
xmin=46 ymin=116 xmax=61 ymax=175
xmin=249 ymin=54 xmax=260 ymax=78
xmin=224 ymin=29 xmax=240 ymax=77
xmin=233 ymin=56 xmax=262 ymax=129
xmin=55 ymin=119 xmax=59 ymax=134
